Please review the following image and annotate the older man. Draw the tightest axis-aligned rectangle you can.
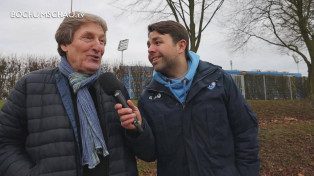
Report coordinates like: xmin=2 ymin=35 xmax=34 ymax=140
xmin=0 ymin=12 xmax=154 ymax=176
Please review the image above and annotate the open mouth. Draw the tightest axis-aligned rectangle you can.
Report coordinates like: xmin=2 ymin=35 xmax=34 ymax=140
xmin=89 ymin=55 xmax=100 ymax=60
xmin=151 ymin=56 xmax=161 ymax=64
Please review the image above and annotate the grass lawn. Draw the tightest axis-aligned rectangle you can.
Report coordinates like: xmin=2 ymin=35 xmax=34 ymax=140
xmin=0 ymin=99 xmax=5 ymax=110
xmin=259 ymin=121 xmax=313 ymax=176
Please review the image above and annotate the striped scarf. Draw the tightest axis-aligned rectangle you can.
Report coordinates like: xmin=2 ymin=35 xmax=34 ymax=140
xmin=59 ymin=56 xmax=109 ymax=169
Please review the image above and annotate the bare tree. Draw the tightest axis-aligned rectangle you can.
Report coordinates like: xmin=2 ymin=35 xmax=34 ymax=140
xmin=1 ymin=55 xmax=22 ymax=99
xmin=6 ymin=59 xmax=21 ymax=94
xmin=22 ymin=55 xmax=60 ymax=74
xmin=112 ymin=63 xmax=127 ymax=83
xmin=0 ymin=54 xmax=60 ymax=99
xmin=100 ymin=61 xmax=112 ymax=73
xmin=111 ymin=0 xmax=224 ymax=52
xmin=0 ymin=57 xmax=9 ymax=99
xmin=130 ymin=64 xmax=153 ymax=99
xmin=229 ymin=0 xmax=314 ymax=99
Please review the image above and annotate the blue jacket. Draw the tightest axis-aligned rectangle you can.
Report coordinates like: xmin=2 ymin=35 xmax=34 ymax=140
xmin=138 ymin=60 xmax=260 ymax=176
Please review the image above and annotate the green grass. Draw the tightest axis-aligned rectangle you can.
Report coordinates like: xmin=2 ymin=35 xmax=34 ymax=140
xmin=0 ymin=99 xmax=5 ymax=110
xmin=130 ymin=99 xmax=138 ymax=106
xmin=136 ymin=159 xmax=156 ymax=176
xmin=248 ymin=100 xmax=313 ymax=121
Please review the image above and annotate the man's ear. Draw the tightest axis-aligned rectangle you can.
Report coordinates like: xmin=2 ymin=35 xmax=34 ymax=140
xmin=177 ymin=40 xmax=187 ymax=54
xmin=61 ymin=45 xmax=68 ymax=52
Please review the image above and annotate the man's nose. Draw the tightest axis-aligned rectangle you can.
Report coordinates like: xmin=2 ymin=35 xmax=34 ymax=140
xmin=92 ymin=40 xmax=104 ymax=53
xmin=148 ymin=44 xmax=156 ymax=53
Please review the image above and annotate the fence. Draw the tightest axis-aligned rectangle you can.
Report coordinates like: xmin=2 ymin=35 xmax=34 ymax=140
xmin=125 ymin=71 xmax=308 ymax=100
xmin=231 ymin=75 xmax=246 ymax=98
xmin=232 ymin=74 xmax=308 ymax=100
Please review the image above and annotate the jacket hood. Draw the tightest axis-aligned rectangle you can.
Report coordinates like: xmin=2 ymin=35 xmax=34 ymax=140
xmin=152 ymin=51 xmax=200 ymax=103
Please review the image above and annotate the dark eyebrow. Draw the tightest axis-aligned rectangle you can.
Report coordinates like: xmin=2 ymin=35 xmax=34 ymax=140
xmin=147 ymin=36 xmax=163 ymax=47
xmin=81 ymin=31 xmax=105 ymax=38
xmin=147 ymin=37 xmax=162 ymax=45
xmin=152 ymin=36 xmax=162 ymax=41
xmin=81 ymin=31 xmax=93 ymax=36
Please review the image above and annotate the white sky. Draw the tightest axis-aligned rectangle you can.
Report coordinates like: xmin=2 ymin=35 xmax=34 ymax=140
xmin=0 ymin=0 xmax=308 ymax=76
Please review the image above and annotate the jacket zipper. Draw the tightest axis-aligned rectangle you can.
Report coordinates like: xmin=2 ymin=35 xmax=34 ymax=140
xmin=96 ymin=85 xmax=110 ymax=176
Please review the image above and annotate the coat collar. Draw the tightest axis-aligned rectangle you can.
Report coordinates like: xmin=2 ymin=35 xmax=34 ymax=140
xmin=145 ymin=60 xmax=223 ymax=103
xmin=147 ymin=60 xmax=221 ymax=90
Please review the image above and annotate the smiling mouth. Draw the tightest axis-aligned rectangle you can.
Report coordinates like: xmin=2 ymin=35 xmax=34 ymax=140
xmin=151 ymin=56 xmax=161 ymax=64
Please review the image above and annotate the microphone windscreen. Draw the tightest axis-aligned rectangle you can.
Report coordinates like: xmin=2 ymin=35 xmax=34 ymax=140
xmin=98 ymin=72 xmax=121 ymax=95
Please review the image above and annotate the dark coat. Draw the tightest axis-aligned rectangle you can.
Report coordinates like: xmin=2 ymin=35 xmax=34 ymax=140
xmin=138 ymin=60 xmax=260 ymax=176
xmin=0 ymin=68 xmax=155 ymax=176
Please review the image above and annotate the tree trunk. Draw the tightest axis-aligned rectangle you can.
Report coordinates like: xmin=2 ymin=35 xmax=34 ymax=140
xmin=308 ymin=62 xmax=314 ymax=101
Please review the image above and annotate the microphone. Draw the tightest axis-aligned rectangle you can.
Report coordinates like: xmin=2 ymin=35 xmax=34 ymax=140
xmin=99 ymin=72 xmax=143 ymax=133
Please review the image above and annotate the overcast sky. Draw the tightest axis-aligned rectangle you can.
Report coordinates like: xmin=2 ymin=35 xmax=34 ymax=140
xmin=0 ymin=0 xmax=308 ymax=76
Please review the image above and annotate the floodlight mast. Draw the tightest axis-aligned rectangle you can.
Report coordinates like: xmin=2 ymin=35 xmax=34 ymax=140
xmin=71 ymin=0 xmax=73 ymax=13
xmin=292 ymin=54 xmax=301 ymax=73
xmin=118 ymin=39 xmax=129 ymax=65
xmin=230 ymin=60 xmax=233 ymax=70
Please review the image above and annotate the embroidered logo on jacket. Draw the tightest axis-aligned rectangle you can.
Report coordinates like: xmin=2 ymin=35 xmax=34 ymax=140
xmin=208 ymin=81 xmax=216 ymax=90
xmin=149 ymin=93 xmax=161 ymax=100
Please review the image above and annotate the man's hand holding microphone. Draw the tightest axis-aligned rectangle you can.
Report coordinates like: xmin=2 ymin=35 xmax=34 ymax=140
xmin=114 ymin=100 xmax=143 ymax=131
xmin=99 ymin=72 xmax=143 ymax=133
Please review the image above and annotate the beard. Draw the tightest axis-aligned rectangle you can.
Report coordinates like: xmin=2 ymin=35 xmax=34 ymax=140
xmin=152 ymin=55 xmax=178 ymax=76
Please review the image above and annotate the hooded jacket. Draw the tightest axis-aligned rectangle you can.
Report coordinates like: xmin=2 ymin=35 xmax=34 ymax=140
xmin=0 ymin=68 xmax=155 ymax=176
xmin=153 ymin=51 xmax=200 ymax=103
xmin=138 ymin=57 xmax=260 ymax=176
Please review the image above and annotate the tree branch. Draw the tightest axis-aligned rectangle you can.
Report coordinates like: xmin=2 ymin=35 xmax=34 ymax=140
xmin=201 ymin=0 xmax=224 ymax=33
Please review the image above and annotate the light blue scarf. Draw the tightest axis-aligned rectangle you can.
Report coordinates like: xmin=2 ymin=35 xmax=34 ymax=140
xmin=59 ymin=56 xmax=109 ymax=169
xmin=153 ymin=51 xmax=200 ymax=103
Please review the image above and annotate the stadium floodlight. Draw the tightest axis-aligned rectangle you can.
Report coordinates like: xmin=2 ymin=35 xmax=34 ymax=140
xmin=292 ymin=54 xmax=301 ymax=73
xmin=71 ymin=0 xmax=73 ymax=12
xmin=118 ymin=39 xmax=129 ymax=65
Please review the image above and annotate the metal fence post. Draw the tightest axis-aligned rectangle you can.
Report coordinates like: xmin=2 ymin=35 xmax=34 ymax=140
xmin=263 ymin=75 xmax=267 ymax=100
xmin=241 ymin=75 xmax=245 ymax=99
xmin=288 ymin=76 xmax=293 ymax=100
